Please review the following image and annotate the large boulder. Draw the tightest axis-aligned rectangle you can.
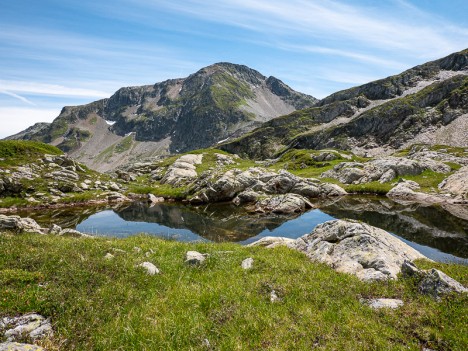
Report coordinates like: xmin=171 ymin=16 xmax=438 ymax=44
xmin=253 ymin=193 xmax=314 ymax=214
xmin=294 ymin=220 xmax=426 ymax=281
xmin=160 ymin=154 xmax=203 ymax=186
xmin=0 ymin=215 xmax=44 ymax=234
xmin=438 ymin=166 xmax=468 ymax=198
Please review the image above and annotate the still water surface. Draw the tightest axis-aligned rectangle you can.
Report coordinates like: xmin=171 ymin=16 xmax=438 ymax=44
xmin=18 ymin=196 xmax=468 ymax=264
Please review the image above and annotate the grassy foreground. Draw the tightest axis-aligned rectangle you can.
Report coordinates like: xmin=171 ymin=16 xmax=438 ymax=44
xmin=0 ymin=233 xmax=467 ymax=351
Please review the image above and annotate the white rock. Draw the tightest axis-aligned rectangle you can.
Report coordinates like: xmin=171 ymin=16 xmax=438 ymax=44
xmin=137 ymin=262 xmax=160 ymax=275
xmin=241 ymin=257 xmax=254 ymax=270
xmin=294 ymin=220 xmax=426 ymax=281
xmin=104 ymin=253 xmax=114 ymax=260
xmin=185 ymin=251 xmax=206 ymax=265
xmin=1 ymin=313 xmax=52 ymax=342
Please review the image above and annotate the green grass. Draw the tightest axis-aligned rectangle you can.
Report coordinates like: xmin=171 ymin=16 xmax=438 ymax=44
xmin=344 ymin=181 xmax=394 ymax=195
xmin=0 ymin=140 xmax=62 ymax=166
xmin=0 ymin=233 xmax=466 ymax=350
xmin=115 ymin=135 xmax=134 ymax=154
xmin=0 ymin=197 xmax=29 ymax=208
xmin=127 ymin=183 xmax=189 ymax=200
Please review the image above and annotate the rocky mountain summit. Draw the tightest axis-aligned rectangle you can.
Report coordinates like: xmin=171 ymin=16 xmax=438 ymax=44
xmin=8 ymin=63 xmax=316 ymax=171
xmin=221 ymin=49 xmax=468 ymax=158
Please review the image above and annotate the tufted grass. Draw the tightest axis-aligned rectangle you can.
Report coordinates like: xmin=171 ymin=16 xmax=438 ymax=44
xmin=0 ymin=233 xmax=466 ymax=350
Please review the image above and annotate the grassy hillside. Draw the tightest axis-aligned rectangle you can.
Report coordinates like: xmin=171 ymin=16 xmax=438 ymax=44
xmin=0 ymin=232 xmax=467 ymax=350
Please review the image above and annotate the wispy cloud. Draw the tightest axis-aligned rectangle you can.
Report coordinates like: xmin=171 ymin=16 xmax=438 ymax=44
xmin=0 ymin=90 xmax=36 ymax=105
xmin=136 ymin=0 xmax=467 ymax=58
xmin=0 ymin=81 xmax=110 ymax=99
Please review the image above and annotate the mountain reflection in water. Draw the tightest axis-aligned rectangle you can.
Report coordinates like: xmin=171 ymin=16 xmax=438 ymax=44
xmin=17 ymin=196 xmax=468 ymax=264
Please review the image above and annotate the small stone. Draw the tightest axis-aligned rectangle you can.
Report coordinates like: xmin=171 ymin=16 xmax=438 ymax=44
xmin=58 ymin=228 xmax=89 ymax=237
xmin=362 ymin=298 xmax=404 ymax=309
xmin=104 ymin=253 xmax=114 ymax=260
xmin=185 ymin=251 xmax=206 ymax=265
xmin=148 ymin=193 xmax=164 ymax=204
xmin=133 ymin=247 xmax=142 ymax=253
xmin=137 ymin=262 xmax=160 ymax=275
xmin=270 ymin=290 xmax=281 ymax=303
xmin=241 ymin=257 xmax=254 ymax=270
xmin=108 ymin=182 xmax=120 ymax=191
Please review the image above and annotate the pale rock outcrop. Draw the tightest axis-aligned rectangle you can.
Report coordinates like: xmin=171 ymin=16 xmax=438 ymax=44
xmin=0 ymin=215 xmax=44 ymax=234
xmin=0 ymin=313 xmax=52 ymax=342
xmin=160 ymin=154 xmax=203 ymax=186
xmin=106 ymin=192 xmax=130 ymax=203
xmin=438 ymin=166 xmax=468 ymax=198
xmin=294 ymin=220 xmax=426 ymax=281
xmin=147 ymin=194 xmax=164 ymax=204
xmin=253 ymin=193 xmax=313 ymax=214
xmin=247 ymin=236 xmax=295 ymax=249
xmin=0 ymin=342 xmax=44 ymax=351
xmin=322 ymin=156 xmax=450 ymax=185
xmin=192 ymin=167 xmax=346 ymax=205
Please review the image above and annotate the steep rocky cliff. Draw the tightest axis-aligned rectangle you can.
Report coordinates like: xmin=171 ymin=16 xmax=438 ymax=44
xmin=221 ymin=49 xmax=468 ymax=158
xmin=8 ymin=63 xmax=317 ymax=171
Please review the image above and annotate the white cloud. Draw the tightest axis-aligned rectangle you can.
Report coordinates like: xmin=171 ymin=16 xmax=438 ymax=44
xmin=0 ymin=80 xmax=111 ymax=98
xmin=0 ymin=90 xmax=36 ymax=105
xmin=0 ymin=107 xmax=59 ymax=138
xmin=140 ymin=0 xmax=468 ymax=59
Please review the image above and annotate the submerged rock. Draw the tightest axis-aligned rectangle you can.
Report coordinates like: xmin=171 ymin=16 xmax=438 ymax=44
xmin=294 ymin=220 xmax=426 ymax=281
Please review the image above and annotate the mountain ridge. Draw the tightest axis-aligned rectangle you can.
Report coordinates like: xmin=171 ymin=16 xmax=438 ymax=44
xmin=220 ymin=49 xmax=468 ymax=158
xmin=8 ymin=62 xmax=317 ymax=171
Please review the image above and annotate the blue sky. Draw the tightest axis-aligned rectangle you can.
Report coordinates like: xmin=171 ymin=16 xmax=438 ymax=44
xmin=1 ymin=0 xmax=467 ymax=138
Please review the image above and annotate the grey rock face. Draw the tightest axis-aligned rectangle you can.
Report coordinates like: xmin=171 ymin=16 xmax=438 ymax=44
xmin=0 ymin=342 xmax=44 ymax=351
xmin=439 ymin=166 xmax=468 ymax=198
xmin=185 ymin=251 xmax=206 ymax=265
xmin=106 ymin=192 xmax=130 ymax=202
xmin=253 ymin=193 xmax=313 ymax=214
xmin=0 ymin=215 xmax=44 ymax=234
xmin=192 ymin=167 xmax=346 ymax=205
xmin=1 ymin=313 xmax=52 ymax=342
xmin=419 ymin=269 xmax=468 ymax=298
xmin=294 ymin=220 xmax=426 ymax=281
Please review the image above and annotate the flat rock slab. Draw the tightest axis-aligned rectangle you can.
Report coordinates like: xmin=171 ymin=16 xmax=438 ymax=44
xmin=0 ymin=342 xmax=44 ymax=351
xmin=294 ymin=219 xmax=426 ymax=281
xmin=241 ymin=257 xmax=254 ymax=270
xmin=362 ymin=298 xmax=404 ymax=309
xmin=247 ymin=236 xmax=295 ymax=249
